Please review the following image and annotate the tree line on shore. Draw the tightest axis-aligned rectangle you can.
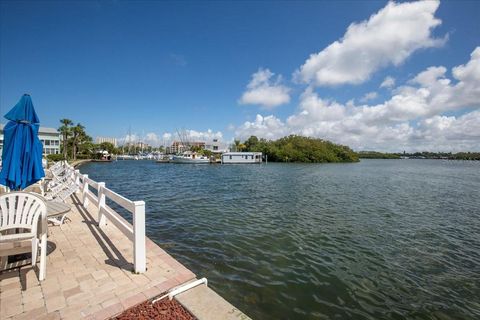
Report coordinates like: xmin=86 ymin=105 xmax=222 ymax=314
xmin=358 ymin=151 xmax=480 ymax=160
xmin=235 ymin=135 xmax=359 ymax=163
xmin=49 ymin=118 xmax=166 ymax=162
xmin=48 ymin=118 xmax=120 ymax=162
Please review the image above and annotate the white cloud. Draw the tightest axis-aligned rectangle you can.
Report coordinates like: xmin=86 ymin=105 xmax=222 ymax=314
xmin=297 ymin=0 xmax=446 ymax=86
xmin=236 ymin=47 xmax=480 ymax=152
xmin=235 ymin=114 xmax=288 ymax=140
xmin=412 ymin=111 xmax=480 ymax=151
xmin=360 ymin=91 xmax=378 ymax=103
xmin=183 ymin=129 xmax=223 ymax=141
xmin=239 ymin=68 xmax=291 ymax=108
xmin=162 ymin=132 xmax=172 ymax=141
xmin=380 ymin=76 xmax=395 ymax=89
xmin=144 ymin=133 xmax=160 ymax=146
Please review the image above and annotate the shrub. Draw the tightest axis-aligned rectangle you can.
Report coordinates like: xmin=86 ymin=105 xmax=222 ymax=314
xmin=46 ymin=154 xmax=66 ymax=162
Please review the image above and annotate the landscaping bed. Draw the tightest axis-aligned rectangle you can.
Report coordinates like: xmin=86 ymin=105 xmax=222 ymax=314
xmin=113 ymin=297 xmax=196 ymax=320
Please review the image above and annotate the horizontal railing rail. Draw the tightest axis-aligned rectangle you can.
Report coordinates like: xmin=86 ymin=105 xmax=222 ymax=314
xmin=62 ymin=162 xmax=146 ymax=273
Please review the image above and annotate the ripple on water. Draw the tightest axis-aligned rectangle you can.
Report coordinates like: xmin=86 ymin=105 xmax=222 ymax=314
xmin=80 ymin=160 xmax=480 ymax=320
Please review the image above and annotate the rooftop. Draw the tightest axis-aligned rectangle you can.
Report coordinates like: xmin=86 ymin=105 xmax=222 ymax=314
xmin=0 ymin=124 xmax=59 ymax=135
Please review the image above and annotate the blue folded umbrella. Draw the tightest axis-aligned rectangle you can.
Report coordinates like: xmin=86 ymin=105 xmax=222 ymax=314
xmin=0 ymin=94 xmax=45 ymax=190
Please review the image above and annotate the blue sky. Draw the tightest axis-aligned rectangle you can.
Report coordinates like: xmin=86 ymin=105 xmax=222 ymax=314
xmin=1 ymin=1 xmax=479 ymax=151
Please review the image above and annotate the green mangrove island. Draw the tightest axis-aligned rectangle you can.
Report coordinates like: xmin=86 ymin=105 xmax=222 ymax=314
xmin=238 ymin=135 xmax=359 ymax=163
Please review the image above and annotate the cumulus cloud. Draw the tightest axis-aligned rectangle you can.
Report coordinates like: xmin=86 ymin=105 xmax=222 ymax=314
xmin=239 ymin=68 xmax=291 ymax=108
xmin=380 ymin=76 xmax=395 ymax=89
xmin=296 ymin=0 xmax=446 ymax=86
xmin=360 ymin=91 xmax=378 ymax=103
xmin=183 ymin=129 xmax=223 ymax=141
xmin=143 ymin=133 xmax=161 ymax=146
xmin=235 ymin=114 xmax=288 ymax=140
xmin=162 ymin=132 xmax=172 ymax=141
xmin=236 ymin=47 xmax=480 ymax=152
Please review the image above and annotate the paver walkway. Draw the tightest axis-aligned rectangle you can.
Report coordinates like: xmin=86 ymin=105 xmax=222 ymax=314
xmin=0 ymin=194 xmax=196 ymax=319
xmin=177 ymin=284 xmax=251 ymax=320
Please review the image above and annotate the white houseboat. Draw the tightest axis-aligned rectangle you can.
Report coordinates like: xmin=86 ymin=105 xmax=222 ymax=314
xmin=221 ymin=152 xmax=262 ymax=164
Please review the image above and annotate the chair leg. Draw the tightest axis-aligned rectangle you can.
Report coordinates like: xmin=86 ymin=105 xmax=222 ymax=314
xmin=60 ymin=213 xmax=68 ymax=225
xmin=0 ymin=256 xmax=7 ymax=270
xmin=31 ymin=238 xmax=38 ymax=266
xmin=39 ymin=233 xmax=47 ymax=281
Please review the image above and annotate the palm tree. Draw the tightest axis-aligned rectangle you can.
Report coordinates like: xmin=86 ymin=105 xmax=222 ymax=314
xmin=71 ymin=123 xmax=85 ymax=160
xmin=233 ymin=139 xmax=240 ymax=152
xmin=59 ymin=119 xmax=73 ymax=159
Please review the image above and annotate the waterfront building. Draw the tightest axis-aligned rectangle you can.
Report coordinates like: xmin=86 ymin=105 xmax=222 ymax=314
xmin=133 ymin=141 xmax=150 ymax=149
xmin=167 ymin=139 xmax=229 ymax=154
xmin=167 ymin=141 xmax=205 ymax=154
xmin=222 ymin=152 xmax=262 ymax=164
xmin=0 ymin=124 xmax=61 ymax=156
xmin=96 ymin=136 xmax=117 ymax=147
xmin=205 ymin=138 xmax=229 ymax=154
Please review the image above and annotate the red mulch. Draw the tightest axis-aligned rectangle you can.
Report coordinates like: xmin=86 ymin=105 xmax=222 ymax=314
xmin=113 ymin=297 xmax=196 ymax=320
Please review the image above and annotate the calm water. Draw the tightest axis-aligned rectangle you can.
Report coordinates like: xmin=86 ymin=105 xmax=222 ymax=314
xmin=80 ymin=159 xmax=480 ymax=320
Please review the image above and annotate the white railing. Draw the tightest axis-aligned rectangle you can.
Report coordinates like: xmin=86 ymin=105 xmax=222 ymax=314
xmin=64 ymin=163 xmax=146 ymax=273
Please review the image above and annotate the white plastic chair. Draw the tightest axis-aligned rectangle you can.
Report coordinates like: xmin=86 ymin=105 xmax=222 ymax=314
xmin=45 ymin=180 xmax=78 ymax=202
xmin=44 ymin=179 xmax=77 ymax=225
xmin=0 ymin=192 xmax=48 ymax=280
xmin=51 ymin=166 xmax=72 ymax=181
xmin=50 ymin=161 xmax=70 ymax=179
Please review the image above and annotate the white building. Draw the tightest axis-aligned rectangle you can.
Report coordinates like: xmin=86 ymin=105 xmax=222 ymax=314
xmin=167 ymin=139 xmax=229 ymax=154
xmin=205 ymin=139 xmax=229 ymax=154
xmin=221 ymin=152 xmax=262 ymax=164
xmin=0 ymin=124 xmax=61 ymax=156
xmin=96 ymin=137 xmax=117 ymax=147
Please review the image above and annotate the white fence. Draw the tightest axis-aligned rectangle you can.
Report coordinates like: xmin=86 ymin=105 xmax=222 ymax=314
xmin=67 ymin=164 xmax=146 ymax=273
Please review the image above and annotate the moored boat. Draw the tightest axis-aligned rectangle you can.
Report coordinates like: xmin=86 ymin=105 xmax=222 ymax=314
xmin=171 ymin=151 xmax=210 ymax=164
xmin=156 ymin=154 xmax=172 ymax=163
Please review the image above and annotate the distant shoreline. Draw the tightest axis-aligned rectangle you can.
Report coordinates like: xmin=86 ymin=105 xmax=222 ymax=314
xmin=358 ymin=151 xmax=480 ymax=161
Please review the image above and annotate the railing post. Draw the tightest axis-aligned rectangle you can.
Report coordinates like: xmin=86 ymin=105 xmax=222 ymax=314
xmin=133 ymin=200 xmax=146 ymax=273
xmin=74 ymin=170 xmax=80 ymax=194
xmin=68 ymin=166 xmax=75 ymax=181
xmin=97 ymin=182 xmax=107 ymax=227
xmin=82 ymin=174 xmax=89 ymax=207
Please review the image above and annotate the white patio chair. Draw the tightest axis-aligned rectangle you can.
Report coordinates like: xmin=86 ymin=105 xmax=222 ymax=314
xmin=42 ymin=179 xmax=77 ymax=226
xmin=49 ymin=162 xmax=65 ymax=175
xmin=47 ymin=173 xmax=72 ymax=190
xmin=50 ymin=162 xmax=74 ymax=180
xmin=44 ymin=174 xmax=79 ymax=201
xmin=0 ymin=192 xmax=48 ymax=280
xmin=50 ymin=160 xmax=65 ymax=169
xmin=45 ymin=180 xmax=78 ymax=202
xmin=51 ymin=166 xmax=72 ymax=180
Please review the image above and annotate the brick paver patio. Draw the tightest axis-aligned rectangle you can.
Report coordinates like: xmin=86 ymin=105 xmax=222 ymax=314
xmin=0 ymin=194 xmax=196 ymax=319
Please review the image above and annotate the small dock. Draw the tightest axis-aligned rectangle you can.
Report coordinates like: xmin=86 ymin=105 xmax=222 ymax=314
xmin=0 ymin=192 xmax=249 ymax=319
